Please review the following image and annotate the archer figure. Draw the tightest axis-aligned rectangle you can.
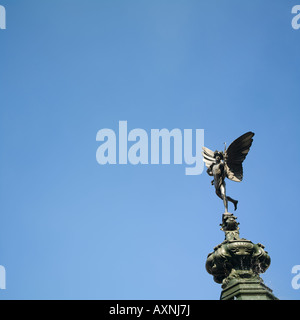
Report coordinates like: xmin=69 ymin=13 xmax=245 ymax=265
xmin=202 ymin=132 xmax=254 ymax=213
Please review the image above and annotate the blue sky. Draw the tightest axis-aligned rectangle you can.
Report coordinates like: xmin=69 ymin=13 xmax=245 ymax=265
xmin=0 ymin=0 xmax=299 ymax=299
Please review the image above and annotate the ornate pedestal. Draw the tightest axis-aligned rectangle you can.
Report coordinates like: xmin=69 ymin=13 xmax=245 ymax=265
xmin=205 ymin=213 xmax=277 ymax=300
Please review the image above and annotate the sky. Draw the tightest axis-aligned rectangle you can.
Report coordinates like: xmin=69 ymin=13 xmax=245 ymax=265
xmin=0 ymin=0 xmax=299 ymax=300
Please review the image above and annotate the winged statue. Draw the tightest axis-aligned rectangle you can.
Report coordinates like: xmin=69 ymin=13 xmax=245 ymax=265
xmin=202 ymin=132 xmax=255 ymax=213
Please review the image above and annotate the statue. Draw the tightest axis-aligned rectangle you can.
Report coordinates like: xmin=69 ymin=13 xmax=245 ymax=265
xmin=203 ymin=131 xmax=278 ymax=299
xmin=202 ymin=132 xmax=254 ymax=213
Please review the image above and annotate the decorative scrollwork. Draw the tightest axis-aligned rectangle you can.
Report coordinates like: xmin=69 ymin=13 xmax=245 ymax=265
xmin=206 ymin=213 xmax=271 ymax=288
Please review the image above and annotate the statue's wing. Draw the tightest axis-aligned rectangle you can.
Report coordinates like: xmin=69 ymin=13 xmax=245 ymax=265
xmin=202 ymin=147 xmax=215 ymax=168
xmin=224 ymin=132 xmax=254 ymax=182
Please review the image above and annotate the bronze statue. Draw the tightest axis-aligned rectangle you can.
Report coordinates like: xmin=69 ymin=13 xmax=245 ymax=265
xmin=202 ymin=132 xmax=254 ymax=213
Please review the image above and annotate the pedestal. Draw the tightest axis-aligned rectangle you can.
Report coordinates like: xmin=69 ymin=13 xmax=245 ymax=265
xmin=205 ymin=213 xmax=278 ymax=300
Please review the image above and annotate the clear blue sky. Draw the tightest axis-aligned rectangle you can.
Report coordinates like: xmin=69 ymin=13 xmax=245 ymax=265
xmin=0 ymin=0 xmax=299 ymax=299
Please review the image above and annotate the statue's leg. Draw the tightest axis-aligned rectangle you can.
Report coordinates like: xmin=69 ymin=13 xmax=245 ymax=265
xmin=227 ymin=196 xmax=238 ymax=211
xmin=219 ymin=184 xmax=228 ymax=213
